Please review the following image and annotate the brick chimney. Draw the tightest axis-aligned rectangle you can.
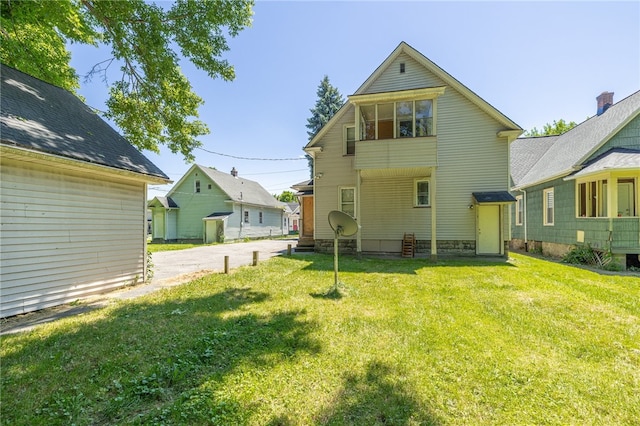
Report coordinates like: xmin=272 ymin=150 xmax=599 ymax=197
xmin=231 ymin=167 xmax=238 ymax=177
xmin=596 ymin=91 xmax=614 ymax=116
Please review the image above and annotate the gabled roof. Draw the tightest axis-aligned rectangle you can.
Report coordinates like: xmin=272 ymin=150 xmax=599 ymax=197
xmin=169 ymin=165 xmax=284 ymax=209
xmin=148 ymin=196 xmax=178 ymax=209
xmin=512 ymin=90 xmax=640 ymax=189
xmin=305 ymin=41 xmax=521 ymax=149
xmin=566 ymin=148 xmax=640 ymax=180
xmin=0 ymin=64 xmax=169 ymax=182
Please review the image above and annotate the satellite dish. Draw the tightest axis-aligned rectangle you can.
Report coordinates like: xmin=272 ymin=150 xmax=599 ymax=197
xmin=327 ymin=210 xmax=358 ymax=291
xmin=328 ymin=210 xmax=359 ymax=237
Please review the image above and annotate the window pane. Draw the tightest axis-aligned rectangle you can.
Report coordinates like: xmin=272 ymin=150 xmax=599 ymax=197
xmin=346 ymin=126 xmax=355 ymax=155
xmin=578 ymin=183 xmax=587 ymax=216
xmin=545 ymin=189 xmax=554 ymax=224
xmin=378 ymin=103 xmax=394 ymax=139
xmin=396 ymin=101 xmax=413 ymax=138
xmin=361 ymin=105 xmax=375 ymax=140
xmin=416 ymin=181 xmax=429 ymax=206
xmin=415 ymin=100 xmax=433 ymax=136
xmin=341 ymin=188 xmax=355 ymax=217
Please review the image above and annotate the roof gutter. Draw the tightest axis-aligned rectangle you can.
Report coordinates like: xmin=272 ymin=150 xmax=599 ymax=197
xmin=511 ymin=167 xmax=580 ymax=191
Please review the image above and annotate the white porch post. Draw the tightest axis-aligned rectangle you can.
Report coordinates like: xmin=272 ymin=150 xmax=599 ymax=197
xmin=431 ymin=167 xmax=437 ymax=259
xmin=356 ymin=169 xmax=362 ymax=255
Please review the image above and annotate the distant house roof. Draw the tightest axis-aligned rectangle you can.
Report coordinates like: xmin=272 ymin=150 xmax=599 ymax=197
xmin=0 ymin=64 xmax=169 ymax=182
xmin=291 ymin=179 xmax=313 ymax=196
xmin=148 ymin=196 xmax=178 ymax=209
xmin=511 ymin=90 xmax=640 ymax=189
xmin=566 ymin=148 xmax=640 ymax=180
xmin=170 ymin=165 xmax=284 ymax=209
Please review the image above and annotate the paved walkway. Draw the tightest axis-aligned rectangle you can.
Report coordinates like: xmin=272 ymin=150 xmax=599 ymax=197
xmin=0 ymin=239 xmax=299 ymax=335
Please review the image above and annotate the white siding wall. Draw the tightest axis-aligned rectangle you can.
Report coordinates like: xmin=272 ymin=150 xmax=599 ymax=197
xmin=1 ymin=157 xmax=146 ymax=317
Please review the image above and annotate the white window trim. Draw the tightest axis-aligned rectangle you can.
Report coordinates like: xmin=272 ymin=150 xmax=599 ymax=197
xmin=339 ymin=186 xmax=356 ymax=218
xmin=344 ymin=124 xmax=355 ymax=156
xmin=195 ymin=179 xmax=201 ymax=193
xmin=543 ymin=188 xmax=554 ymax=226
xmin=414 ymin=178 xmax=431 ymax=207
xmin=515 ymin=195 xmax=523 ymax=226
xmin=243 ymin=210 xmax=250 ymax=225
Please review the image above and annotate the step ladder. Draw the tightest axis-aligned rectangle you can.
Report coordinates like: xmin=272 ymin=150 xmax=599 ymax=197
xmin=402 ymin=233 xmax=415 ymax=258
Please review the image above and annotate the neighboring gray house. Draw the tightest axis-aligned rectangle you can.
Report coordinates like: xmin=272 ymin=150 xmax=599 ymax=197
xmin=510 ymin=91 xmax=640 ymax=268
xmin=149 ymin=165 xmax=286 ymax=242
xmin=1 ymin=65 xmax=170 ymax=317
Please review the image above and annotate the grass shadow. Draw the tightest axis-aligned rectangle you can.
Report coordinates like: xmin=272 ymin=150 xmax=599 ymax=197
xmin=316 ymin=361 xmax=442 ymax=425
xmin=0 ymin=286 xmax=320 ymax=425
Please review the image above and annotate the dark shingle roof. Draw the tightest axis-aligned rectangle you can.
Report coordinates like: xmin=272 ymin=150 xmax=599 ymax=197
xmin=472 ymin=191 xmax=516 ymax=204
xmin=512 ymin=90 xmax=640 ymax=189
xmin=510 ymin=135 xmax=559 ymax=187
xmin=0 ymin=65 xmax=169 ymax=181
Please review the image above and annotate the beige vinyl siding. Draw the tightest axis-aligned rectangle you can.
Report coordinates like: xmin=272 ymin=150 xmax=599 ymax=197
xmin=355 ymin=137 xmax=437 ymax=170
xmin=437 ymin=87 xmax=510 ymax=239
xmin=1 ymin=157 xmax=146 ymax=317
xmin=314 ymin=104 xmax=358 ymax=239
xmin=364 ymin=53 xmax=442 ymax=94
xmin=360 ymin=177 xmax=431 ymax=239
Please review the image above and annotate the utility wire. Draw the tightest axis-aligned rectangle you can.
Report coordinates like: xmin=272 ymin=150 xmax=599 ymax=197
xmin=196 ymin=146 xmax=306 ymax=161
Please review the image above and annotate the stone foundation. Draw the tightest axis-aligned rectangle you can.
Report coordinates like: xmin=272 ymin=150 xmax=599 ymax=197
xmin=314 ymin=239 xmax=482 ymax=256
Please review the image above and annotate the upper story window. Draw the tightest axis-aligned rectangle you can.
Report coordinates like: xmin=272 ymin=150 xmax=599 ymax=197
xmin=195 ymin=180 xmax=201 ymax=193
xmin=349 ymin=86 xmax=445 ymax=142
xmin=359 ymin=99 xmax=433 ymax=140
xmin=543 ymin=188 xmax=554 ymax=226
xmin=344 ymin=125 xmax=356 ymax=156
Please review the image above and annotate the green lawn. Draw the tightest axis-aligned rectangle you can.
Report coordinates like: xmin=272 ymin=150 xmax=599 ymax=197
xmin=1 ymin=253 xmax=638 ymax=425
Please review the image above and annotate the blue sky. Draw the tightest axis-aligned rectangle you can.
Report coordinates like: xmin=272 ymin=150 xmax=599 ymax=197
xmin=69 ymin=1 xmax=640 ymax=199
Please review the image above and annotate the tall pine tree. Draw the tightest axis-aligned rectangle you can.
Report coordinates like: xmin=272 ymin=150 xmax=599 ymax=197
xmin=305 ymin=75 xmax=344 ymax=177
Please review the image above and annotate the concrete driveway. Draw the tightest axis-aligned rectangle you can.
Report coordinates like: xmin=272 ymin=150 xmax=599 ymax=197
xmin=0 ymin=238 xmax=300 ymax=335
xmin=122 ymin=238 xmax=299 ymax=299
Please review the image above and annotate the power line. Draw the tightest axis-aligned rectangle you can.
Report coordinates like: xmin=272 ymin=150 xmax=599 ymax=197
xmin=196 ymin=146 xmax=306 ymax=161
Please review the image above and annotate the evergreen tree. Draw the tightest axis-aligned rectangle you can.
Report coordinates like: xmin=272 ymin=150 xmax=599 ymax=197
xmin=304 ymin=75 xmax=344 ymax=177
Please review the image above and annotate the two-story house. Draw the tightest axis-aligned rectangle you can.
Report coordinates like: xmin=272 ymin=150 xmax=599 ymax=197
xmin=511 ymin=91 xmax=640 ymax=269
xmin=148 ymin=165 xmax=286 ymax=243
xmin=304 ymin=42 xmax=522 ymax=257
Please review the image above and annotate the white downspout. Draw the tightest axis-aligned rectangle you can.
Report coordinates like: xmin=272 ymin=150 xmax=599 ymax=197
xmin=523 ymin=189 xmax=528 ymax=250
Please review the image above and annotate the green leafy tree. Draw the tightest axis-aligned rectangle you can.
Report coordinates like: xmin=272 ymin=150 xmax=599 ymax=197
xmin=1 ymin=0 xmax=254 ymax=161
xmin=276 ymin=190 xmax=296 ymax=202
xmin=304 ymin=75 xmax=344 ymax=177
xmin=525 ymin=119 xmax=578 ymax=137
